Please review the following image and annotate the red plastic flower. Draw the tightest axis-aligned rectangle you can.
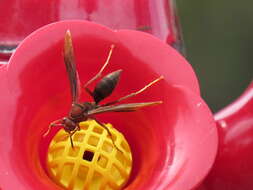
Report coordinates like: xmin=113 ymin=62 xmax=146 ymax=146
xmin=0 ymin=21 xmax=217 ymax=190
xmin=199 ymin=81 xmax=253 ymax=190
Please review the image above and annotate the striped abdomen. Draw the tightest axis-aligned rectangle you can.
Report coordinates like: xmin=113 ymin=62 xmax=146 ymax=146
xmin=93 ymin=70 xmax=122 ymax=104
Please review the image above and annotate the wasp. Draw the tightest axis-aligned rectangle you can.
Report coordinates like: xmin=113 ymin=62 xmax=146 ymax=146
xmin=44 ymin=30 xmax=163 ymax=151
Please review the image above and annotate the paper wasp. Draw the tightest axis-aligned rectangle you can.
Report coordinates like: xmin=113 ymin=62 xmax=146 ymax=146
xmin=44 ymin=30 xmax=163 ymax=151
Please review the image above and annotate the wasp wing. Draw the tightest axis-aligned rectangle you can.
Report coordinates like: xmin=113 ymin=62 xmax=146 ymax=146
xmin=87 ymin=101 xmax=162 ymax=115
xmin=64 ymin=30 xmax=80 ymax=103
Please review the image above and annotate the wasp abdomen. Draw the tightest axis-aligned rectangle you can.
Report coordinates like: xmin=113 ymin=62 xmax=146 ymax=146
xmin=93 ymin=70 xmax=122 ymax=103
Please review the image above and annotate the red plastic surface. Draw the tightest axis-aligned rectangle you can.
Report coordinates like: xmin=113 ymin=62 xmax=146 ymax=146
xmin=199 ymin=81 xmax=253 ymax=190
xmin=0 ymin=0 xmax=182 ymax=62
xmin=0 ymin=21 xmax=217 ymax=190
xmin=0 ymin=0 xmax=178 ymax=43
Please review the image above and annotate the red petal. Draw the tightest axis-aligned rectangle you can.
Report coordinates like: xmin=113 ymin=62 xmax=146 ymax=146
xmin=0 ymin=21 xmax=217 ymax=190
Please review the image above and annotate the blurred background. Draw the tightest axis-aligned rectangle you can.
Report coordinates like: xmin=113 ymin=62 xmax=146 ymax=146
xmin=177 ymin=0 xmax=253 ymax=112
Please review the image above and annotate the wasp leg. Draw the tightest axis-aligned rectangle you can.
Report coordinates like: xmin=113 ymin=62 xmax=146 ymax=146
xmin=83 ymin=87 xmax=93 ymax=97
xmin=68 ymin=125 xmax=81 ymax=149
xmin=43 ymin=119 xmax=63 ymax=137
xmin=83 ymin=45 xmax=115 ymax=96
xmin=103 ymin=76 xmax=164 ymax=106
xmin=68 ymin=133 xmax=74 ymax=148
xmin=92 ymin=117 xmax=123 ymax=153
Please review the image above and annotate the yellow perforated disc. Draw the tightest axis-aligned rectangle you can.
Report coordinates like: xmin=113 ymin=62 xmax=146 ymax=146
xmin=47 ymin=120 xmax=132 ymax=190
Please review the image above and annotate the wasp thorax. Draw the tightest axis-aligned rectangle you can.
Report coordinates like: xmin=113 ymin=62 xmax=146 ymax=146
xmin=70 ymin=103 xmax=86 ymax=119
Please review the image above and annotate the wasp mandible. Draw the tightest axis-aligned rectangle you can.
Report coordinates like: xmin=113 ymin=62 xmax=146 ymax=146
xmin=44 ymin=30 xmax=163 ymax=151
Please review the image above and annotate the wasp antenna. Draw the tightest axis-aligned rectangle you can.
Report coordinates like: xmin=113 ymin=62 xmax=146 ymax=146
xmin=43 ymin=119 xmax=64 ymax=137
xmin=43 ymin=126 xmax=52 ymax=137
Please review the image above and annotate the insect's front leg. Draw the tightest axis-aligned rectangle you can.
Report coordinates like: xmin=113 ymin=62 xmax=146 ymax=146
xmin=68 ymin=125 xmax=81 ymax=149
xmin=76 ymin=123 xmax=81 ymax=131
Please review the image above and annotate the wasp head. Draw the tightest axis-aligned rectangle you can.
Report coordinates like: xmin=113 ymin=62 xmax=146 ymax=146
xmin=62 ymin=117 xmax=77 ymax=133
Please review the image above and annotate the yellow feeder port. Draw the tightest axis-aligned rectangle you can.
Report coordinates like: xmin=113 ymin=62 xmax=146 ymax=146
xmin=47 ymin=120 xmax=132 ymax=190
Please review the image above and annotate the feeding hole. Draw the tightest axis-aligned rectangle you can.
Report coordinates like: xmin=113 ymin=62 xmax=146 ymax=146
xmin=83 ymin=150 xmax=94 ymax=161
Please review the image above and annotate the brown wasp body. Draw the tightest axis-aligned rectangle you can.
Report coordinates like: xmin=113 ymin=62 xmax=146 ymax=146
xmin=44 ymin=30 xmax=163 ymax=150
